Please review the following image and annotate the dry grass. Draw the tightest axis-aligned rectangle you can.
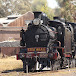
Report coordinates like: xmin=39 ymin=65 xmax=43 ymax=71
xmin=0 ymin=56 xmax=23 ymax=72
xmin=0 ymin=56 xmax=76 ymax=76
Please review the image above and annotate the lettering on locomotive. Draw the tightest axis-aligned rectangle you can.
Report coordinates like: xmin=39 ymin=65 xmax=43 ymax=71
xmin=27 ymin=47 xmax=46 ymax=52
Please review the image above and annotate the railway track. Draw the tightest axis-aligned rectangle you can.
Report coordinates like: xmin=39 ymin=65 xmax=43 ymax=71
xmin=24 ymin=67 xmax=76 ymax=76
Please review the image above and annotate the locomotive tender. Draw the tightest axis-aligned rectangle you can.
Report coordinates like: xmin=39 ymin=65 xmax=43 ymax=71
xmin=16 ymin=12 xmax=76 ymax=73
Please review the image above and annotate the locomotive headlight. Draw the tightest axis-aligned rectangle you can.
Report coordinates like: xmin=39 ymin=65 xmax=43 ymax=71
xmin=33 ymin=18 xmax=40 ymax=25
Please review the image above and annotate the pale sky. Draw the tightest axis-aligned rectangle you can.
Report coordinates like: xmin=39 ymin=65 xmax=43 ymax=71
xmin=47 ymin=0 xmax=59 ymax=8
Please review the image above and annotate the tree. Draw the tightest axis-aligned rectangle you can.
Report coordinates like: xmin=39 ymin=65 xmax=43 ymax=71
xmin=54 ymin=8 xmax=61 ymax=16
xmin=55 ymin=0 xmax=76 ymax=22
xmin=31 ymin=0 xmax=55 ymax=20
xmin=0 ymin=0 xmax=32 ymax=17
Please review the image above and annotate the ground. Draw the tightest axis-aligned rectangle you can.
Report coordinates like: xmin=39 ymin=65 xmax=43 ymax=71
xmin=0 ymin=56 xmax=76 ymax=76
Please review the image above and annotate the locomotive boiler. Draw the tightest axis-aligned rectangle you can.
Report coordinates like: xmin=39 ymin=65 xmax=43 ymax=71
xmin=16 ymin=12 xmax=76 ymax=73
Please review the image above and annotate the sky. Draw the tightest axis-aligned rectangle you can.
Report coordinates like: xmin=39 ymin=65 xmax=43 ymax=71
xmin=47 ymin=0 xmax=59 ymax=8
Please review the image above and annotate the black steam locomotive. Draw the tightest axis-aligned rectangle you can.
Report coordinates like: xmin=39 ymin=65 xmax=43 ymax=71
xmin=16 ymin=12 xmax=76 ymax=73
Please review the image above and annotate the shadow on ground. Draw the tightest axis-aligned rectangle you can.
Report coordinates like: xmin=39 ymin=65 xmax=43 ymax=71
xmin=1 ymin=68 xmax=23 ymax=73
xmin=1 ymin=69 xmax=58 ymax=74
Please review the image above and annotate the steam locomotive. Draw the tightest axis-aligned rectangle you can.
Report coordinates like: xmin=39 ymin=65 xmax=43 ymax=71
xmin=16 ymin=12 xmax=76 ymax=73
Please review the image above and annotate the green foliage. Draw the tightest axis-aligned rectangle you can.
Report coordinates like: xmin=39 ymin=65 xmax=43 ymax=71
xmin=56 ymin=0 xmax=76 ymax=22
xmin=31 ymin=0 xmax=55 ymax=20
xmin=54 ymin=8 xmax=61 ymax=16
xmin=0 ymin=0 xmax=32 ymax=17
xmin=0 ymin=0 xmax=55 ymax=20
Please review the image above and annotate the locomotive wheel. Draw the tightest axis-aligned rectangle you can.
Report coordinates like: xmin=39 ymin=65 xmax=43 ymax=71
xmin=61 ymin=57 xmax=69 ymax=68
xmin=62 ymin=58 xmax=75 ymax=68
xmin=23 ymin=61 xmax=26 ymax=73
xmin=23 ymin=61 xmax=29 ymax=73
xmin=53 ymin=60 xmax=60 ymax=70
xmin=75 ymin=59 xmax=76 ymax=67
xmin=26 ymin=62 xmax=28 ymax=73
xmin=70 ymin=59 xmax=75 ymax=68
xmin=51 ymin=60 xmax=60 ymax=71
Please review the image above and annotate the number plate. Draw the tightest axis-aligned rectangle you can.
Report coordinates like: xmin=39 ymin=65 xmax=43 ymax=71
xmin=27 ymin=47 xmax=46 ymax=52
